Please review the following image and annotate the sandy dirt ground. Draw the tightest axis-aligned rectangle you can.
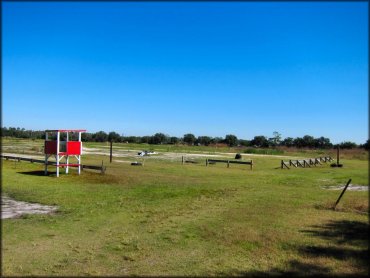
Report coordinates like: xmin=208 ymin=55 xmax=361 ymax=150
xmin=1 ymin=195 xmax=58 ymax=219
xmin=321 ymin=185 xmax=368 ymax=191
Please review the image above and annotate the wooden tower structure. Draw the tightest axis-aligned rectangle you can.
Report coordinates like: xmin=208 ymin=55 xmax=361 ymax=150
xmin=44 ymin=129 xmax=86 ymax=177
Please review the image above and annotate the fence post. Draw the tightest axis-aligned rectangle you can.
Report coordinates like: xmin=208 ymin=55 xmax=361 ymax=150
xmin=110 ymin=141 xmax=113 ymax=163
xmin=336 ymin=147 xmax=340 ymax=165
xmin=182 ymin=156 xmax=184 ymax=165
xmin=250 ymin=160 xmax=253 ymax=170
xmin=227 ymin=160 xmax=230 ymax=168
xmin=334 ymin=179 xmax=351 ymax=210
xmin=206 ymin=159 xmax=208 ymax=166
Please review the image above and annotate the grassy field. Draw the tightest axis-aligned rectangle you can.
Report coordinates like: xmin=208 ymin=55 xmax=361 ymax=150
xmin=1 ymin=139 xmax=369 ymax=276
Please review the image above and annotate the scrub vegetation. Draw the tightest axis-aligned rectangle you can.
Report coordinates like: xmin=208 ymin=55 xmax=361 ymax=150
xmin=1 ymin=139 xmax=368 ymax=276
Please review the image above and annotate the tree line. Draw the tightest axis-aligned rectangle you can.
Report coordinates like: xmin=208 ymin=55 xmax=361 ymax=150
xmin=1 ymin=127 xmax=369 ymax=150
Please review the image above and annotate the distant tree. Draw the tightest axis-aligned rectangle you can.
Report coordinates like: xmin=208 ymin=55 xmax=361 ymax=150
xmin=170 ymin=136 xmax=179 ymax=144
xmin=338 ymin=141 xmax=358 ymax=149
xmin=125 ymin=136 xmax=140 ymax=143
xmin=269 ymin=131 xmax=282 ymax=146
xmin=183 ymin=133 xmax=196 ymax=145
xmin=302 ymin=135 xmax=315 ymax=148
xmin=251 ymin=136 xmax=269 ymax=148
xmin=293 ymin=137 xmax=305 ymax=148
xmin=197 ymin=136 xmax=212 ymax=146
xmin=150 ymin=133 xmax=168 ymax=144
xmin=108 ymin=131 xmax=121 ymax=142
xmin=225 ymin=134 xmax=238 ymax=147
xmin=281 ymin=137 xmax=294 ymax=147
xmin=314 ymin=137 xmax=332 ymax=149
xmin=81 ymin=132 xmax=93 ymax=142
xmin=93 ymin=131 xmax=108 ymax=142
xmin=210 ymin=137 xmax=224 ymax=144
xmin=239 ymin=139 xmax=251 ymax=147
xmin=361 ymin=139 xmax=370 ymax=150
xmin=140 ymin=136 xmax=151 ymax=144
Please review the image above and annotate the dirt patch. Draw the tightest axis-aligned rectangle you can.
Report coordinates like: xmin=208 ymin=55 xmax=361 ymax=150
xmin=321 ymin=185 xmax=368 ymax=191
xmin=1 ymin=195 xmax=58 ymax=219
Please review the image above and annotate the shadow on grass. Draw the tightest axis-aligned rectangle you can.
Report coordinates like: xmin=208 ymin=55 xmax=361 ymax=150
xmin=218 ymin=220 xmax=369 ymax=276
xmin=219 ymin=260 xmax=332 ymax=277
xmin=17 ymin=170 xmax=55 ymax=176
xmin=301 ymin=220 xmax=368 ymax=247
xmin=299 ymin=220 xmax=369 ymax=272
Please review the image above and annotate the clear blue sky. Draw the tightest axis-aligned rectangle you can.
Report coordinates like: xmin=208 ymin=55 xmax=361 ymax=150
xmin=2 ymin=1 xmax=368 ymax=144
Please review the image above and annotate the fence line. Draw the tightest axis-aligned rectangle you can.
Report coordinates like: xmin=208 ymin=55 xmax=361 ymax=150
xmin=206 ymin=159 xmax=253 ymax=170
xmin=281 ymin=156 xmax=333 ymax=169
xmin=1 ymin=155 xmax=106 ymax=174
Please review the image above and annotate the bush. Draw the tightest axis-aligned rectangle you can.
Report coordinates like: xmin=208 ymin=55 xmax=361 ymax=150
xmin=235 ymin=153 xmax=242 ymax=159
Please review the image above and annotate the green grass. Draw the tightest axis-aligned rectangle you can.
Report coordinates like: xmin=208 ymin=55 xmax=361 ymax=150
xmin=1 ymin=140 xmax=369 ymax=276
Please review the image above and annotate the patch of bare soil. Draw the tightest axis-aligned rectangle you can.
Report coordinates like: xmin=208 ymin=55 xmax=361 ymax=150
xmin=1 ymin=195 xmax=58 ymax=219
xmin=321 ymin=185 xmax=368 ymax=191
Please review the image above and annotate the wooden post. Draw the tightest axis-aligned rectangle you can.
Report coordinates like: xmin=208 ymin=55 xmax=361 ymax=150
xmin=250 ymin=160 xmax=253 ymax=170
xmin=334 ymin=179 xmax=351 ymax=210
xmin=110 ymin=141 xmax=113 ymax=163
xmin=206 ymin=159 xmax=208 ymax=166
xmin=337 ymin=146 xmax=340 ymax=165
xmin=227 ymin=160 xmax=230 ymax=168
xmin=182 ymin=156 xmax=184 ymax=165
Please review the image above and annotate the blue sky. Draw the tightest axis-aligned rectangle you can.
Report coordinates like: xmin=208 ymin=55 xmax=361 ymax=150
xmin=2 ymin=1 xmax=368 ymax=143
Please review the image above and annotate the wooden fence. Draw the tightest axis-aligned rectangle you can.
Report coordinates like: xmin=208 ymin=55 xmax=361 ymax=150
xmin=1 ymin=155 xmax=106 ymax=174
xmin=206 ymin=159 xmax=253 ymax=170
xmin=281 ymin=156 xmax=333 ymax=169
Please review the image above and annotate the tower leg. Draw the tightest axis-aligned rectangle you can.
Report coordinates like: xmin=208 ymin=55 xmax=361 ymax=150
xmin=66 ymin=156 xmax=69 ymax=174
xmin=77 ymin=155 xmax=81 ymax=175
xmin=45 ymin=155 xmax=48 ymax=175
xmin=56 ymin=154 xmax=60 ymax=177
xmin=56 ymin=131 xmax=60 ymax=177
